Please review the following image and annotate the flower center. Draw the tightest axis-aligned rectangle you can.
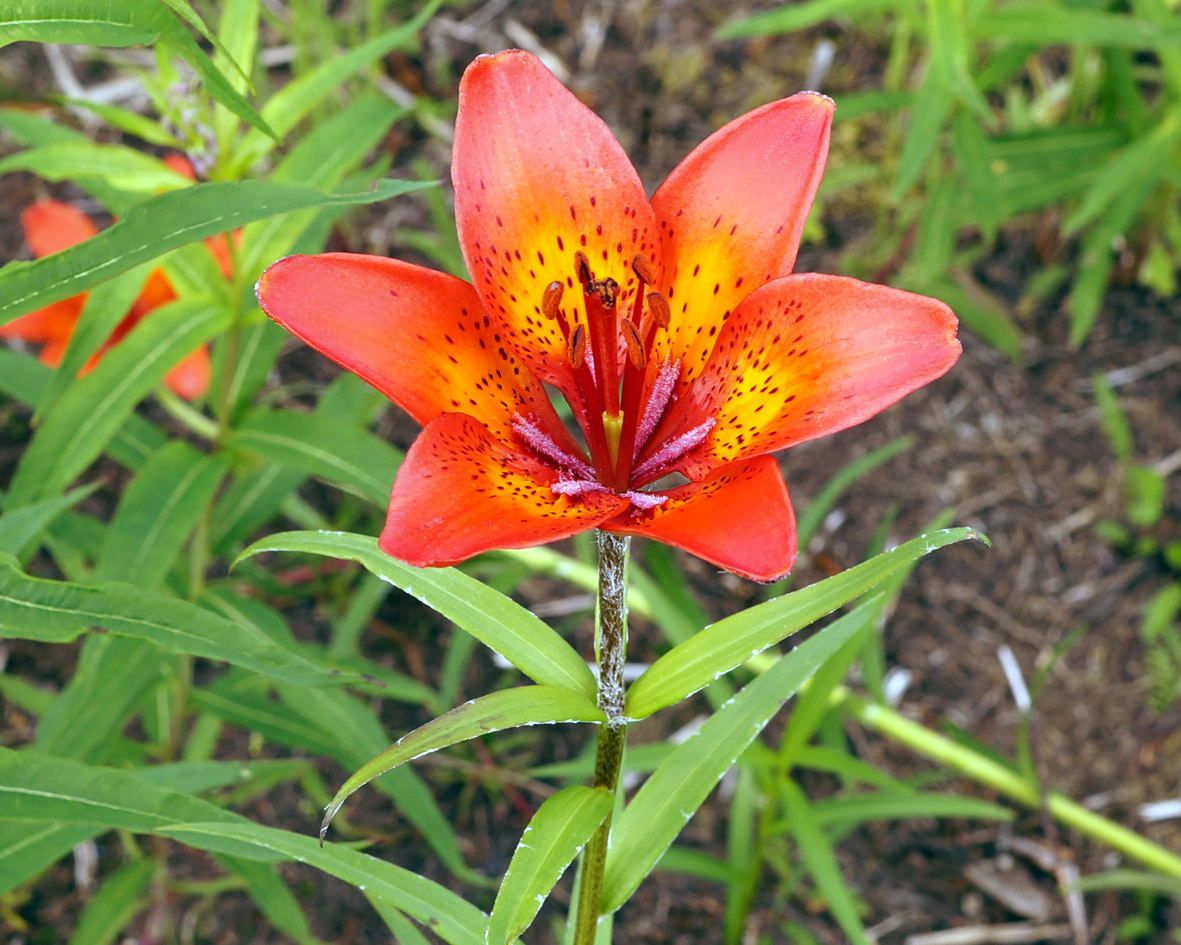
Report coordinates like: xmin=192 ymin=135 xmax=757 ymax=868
xmin=532 ymin=251 xmax=686 ymax=494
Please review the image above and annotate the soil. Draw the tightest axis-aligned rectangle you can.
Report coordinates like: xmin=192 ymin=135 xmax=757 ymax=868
xmin=1 ymin=2 xmax=1179 ymax=944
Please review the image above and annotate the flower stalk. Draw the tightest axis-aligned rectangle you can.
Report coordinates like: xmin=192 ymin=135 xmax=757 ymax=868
xmin=572 ymin=530 xmax=631 ymax=945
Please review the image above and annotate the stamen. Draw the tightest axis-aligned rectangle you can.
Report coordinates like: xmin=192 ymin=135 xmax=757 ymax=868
xmin=552 ymin=476 xmax=609 ymax=497
xmin=542 ymin=281 xmax=564 ymax=320
xmin=511 ymin=414 xmax=596 ymax=480
xmin=647 ymin=291 xmax=670 ymax=330
xmin=632 ymin=417 xmax=715 ymax=482
xmin=634 ymin=359 xmax=678 ymax=454
xmin=620 ymin=318 xmax=645 ymax=369
xmin=567 ymin=324 xmax=587 ymax=368
xmin=624 ymin=490 xmax=667 ymax=510
xmin=574 ymin=250 xmax=592 ymax=286
xmin=631 ymin=253 xmax=656 ymax=286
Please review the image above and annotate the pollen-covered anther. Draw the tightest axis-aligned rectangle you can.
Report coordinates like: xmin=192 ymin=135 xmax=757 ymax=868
xmin=541 ymin=280 xmax=564 ymax=320
xmin=551 ymin=476 xmax=609 ymax=498
xmin=647 ymin=291 xmax=670 ymax=330
xmin=511 ymin=414 xmax=595 ymax=479
xmin=567 ymin=323 xmax=587 ymax=368
xmin=621 ymin=317 xmax=645 ymax=369
xmin=631 ymin=253 xmax=656 ymax=286
xmin=624 ymin=490 xmax=667 ymax=510
xmin=632 ymin=417 xmax=715 ymax=482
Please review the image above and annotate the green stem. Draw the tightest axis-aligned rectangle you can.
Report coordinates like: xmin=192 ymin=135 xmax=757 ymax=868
xmin=837 ymin=688 xmax=1181 ymax=878
xmin=572 ymin=531 xmax=630 ymax=945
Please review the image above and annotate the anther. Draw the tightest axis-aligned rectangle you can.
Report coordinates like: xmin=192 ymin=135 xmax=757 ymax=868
xmin=574 ymin=250 xmax=592 ymax=286
xmin=567 ymin=323 xmax=587 ymax=368
xmin=631 ymin=253 xmax=656 ymax=286
xmin=621 ymin=318 xmax=645 ymax=369
xmin=647 ymin=291 xmax=670 ymax=330
xmin=542 ymin=281 xmax=564 ymax=320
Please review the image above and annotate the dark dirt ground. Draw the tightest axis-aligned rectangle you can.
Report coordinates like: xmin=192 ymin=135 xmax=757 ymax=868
xmin=2 ymin=2 xmax=1179 ymax=944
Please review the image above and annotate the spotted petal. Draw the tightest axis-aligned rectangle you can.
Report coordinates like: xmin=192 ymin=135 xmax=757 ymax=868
xmin=646 ymin=274 xmax=960 ymax=478
xmin=453 ymin=50 xmax=661 ymax=392
xmin=380 ymin=413 xmax=628 ymax=567
xmin=650 ymin=93 xmax=833 ymax=382
xmin=604 ymin=456 xmax=796 ymax=582
xmin=257 ymin=253 xmax=574 ymax=448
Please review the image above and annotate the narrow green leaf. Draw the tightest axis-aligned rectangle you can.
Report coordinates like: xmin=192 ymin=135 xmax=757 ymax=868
xmin=0 ymin=344 xmax=167 ymax=474
xmin=35 ymin=638 xmax=173 ymax=761
xmin=1091 ymin=374 xmax=1133 ymax=464
xmin=0 ymin=482 xmax=100 ymax=558
xmin=716 ymin=0 xmax=892 ymax=39
xmin=0 ymin=822 xmax=101 ymax=895
xmin=892 ymin=74 xmax=954 ymax=198
xmin=237 ymin=95 xmax=405 ymax=279
xmin=1064 ymin=111 xmax=1180 ymax=235
xmin=0 ymin=0 xmax=272 ymax=139
xmin=239 ymin=531 xmax=597 ymax=698
xmin=62 ymin=99 xmax=183 ymax=147
xmin=217 ymin=855 xmax=318 ymax=944
xmin=951 ymin=111 xmax=999 ymax=240
xmin=190 ymin=673 xmax=343 ymax=757
xmin=276 ymin=684 xmax=476 ymax=882
xmin=231 ymin=1 xmax=441 ymax=173
xmin=488 ymin=786 xmax=613 ymax=945
xmin=69 ymin=859 xmax=154 ymax=945
xmin=803 ymin=790 xmax=1014 ymax=828
xmin=601 ymin=606 xmax=870 ymax=912
xmin=0 ymin=142 xmax=190 ymax=191
xmin=0 ymin=556 xmax=347 ymax=685
xmin=974 ymin=4 xmax=1181 ymax=49
xmin=6 ymin=298 xmax=229 ymax=505
xmin=159 ymin=821 xmax=488 ymax=945
xmin=0 ymin=179 xmax=430 ymax=324
xmin=782 ymin=779 xmax=869 ymax=945
xmin=32 ymin=265 xmax=151 ymax=423
xmin=323 ymin=687 xmax=604 ymax=836
xmin=625 ymin=528 xmax=984 ymax=719
xmin=1068 ymin=173 xmax=1157 ymax=346
xmin=95 ymin=441 xmax=228 ymax=587
xmin=209 ymin=462 xmax=306 ymax=554
xmin=226 ymin=409 xmax=401 ymax=506
xmin=0 ymin=749 xmax=241 ymax=832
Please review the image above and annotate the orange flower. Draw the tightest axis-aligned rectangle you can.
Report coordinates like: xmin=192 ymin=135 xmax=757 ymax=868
xmin=1 ymin=154 xmax=231 ymax=400
xmin=256 ymin=51 xmax=961 ymax=580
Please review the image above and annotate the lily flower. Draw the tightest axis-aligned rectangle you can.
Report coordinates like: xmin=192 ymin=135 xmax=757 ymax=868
xmin=256 ymin=50 xmax=960 ymax=580
xmin=1 ymin=154 xmax=228 ymax=400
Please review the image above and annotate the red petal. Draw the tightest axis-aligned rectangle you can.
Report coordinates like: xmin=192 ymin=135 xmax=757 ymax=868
xmin=164 ymin=345 xmax=210 ymax=400
xmin=257 ymin=253 xmax=573 ymax=448
xmin=20 ymin=200 xmax=99 ymax=258
xmin=649 ymin=93 xmax=833 ymax=382
xmin=604 ymin=456 xmax=796 ymax=582
xmin=453 ymin=50 xmax=660 ymax=390
xmin=0 ymin=296 xmax=83 ymax=343
xmin=380 ymin=413 xmax=627 ymax=567
xmin=129 ymin=268 xmax=177 ymax=319
xmin=645 ymin=275 xmax=960 ymax=478
xmin=163 ymin=153 xmax=196 ymax=180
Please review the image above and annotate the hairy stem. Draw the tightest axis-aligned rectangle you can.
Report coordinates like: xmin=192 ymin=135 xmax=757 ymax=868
xmin=572 ymin=531 xmax=630 ymax=945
